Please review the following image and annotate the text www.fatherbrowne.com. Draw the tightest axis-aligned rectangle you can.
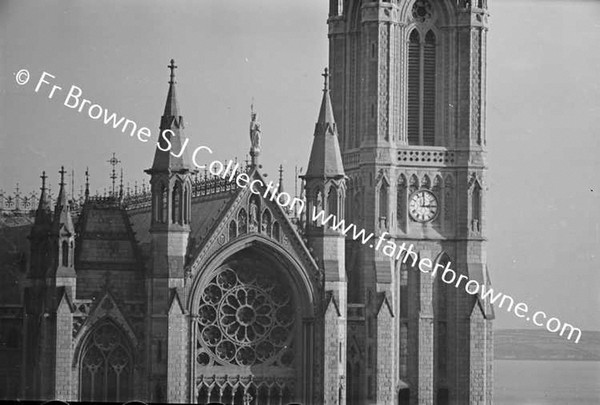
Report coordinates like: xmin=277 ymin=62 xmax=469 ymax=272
xmin=311 ymin=207 xmax=583 ymax=344
xmin=15 ymin=67 xmax=582 ymax=344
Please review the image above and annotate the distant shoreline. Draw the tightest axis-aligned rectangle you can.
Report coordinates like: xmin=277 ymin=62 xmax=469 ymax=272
xmin=495 ymin=357 xmax=600 ymax=362
xmin=494 ymin=329 xmax=600 ymax=361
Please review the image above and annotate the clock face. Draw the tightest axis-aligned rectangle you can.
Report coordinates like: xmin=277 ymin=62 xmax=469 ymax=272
xmin=409 ymin=190 xmax=438 ymax=223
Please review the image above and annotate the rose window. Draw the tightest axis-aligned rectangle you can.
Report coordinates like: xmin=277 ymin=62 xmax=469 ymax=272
xmin=196 ymin=262 xmax=295 ymax=367
xmin=412 ymin=0 xmax=433 ymax=22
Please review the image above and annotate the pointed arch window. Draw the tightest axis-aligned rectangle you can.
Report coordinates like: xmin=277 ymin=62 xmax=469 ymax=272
xmin=378 ymin=181 xmax=389 ymax=228
xmin=315 ymin=189 xmax=324 ymax=212
xmin=407 ymin=29 xmax=436 ymax=146
xmin=471 ymin=182 xmax=482 ymax=232
xmin=183 ymin=185 xmax=189 ymax=224
xmin=172 ymin=182 xmax=181 ymax=224
xmin=396 ymin=176 xmax=407 ymax=231
xmin=80 ymin=323 xmax=133 ymax=402
xmin=444 ymin=176 xmax=454 ymax=227
xmin=261 ymin=209 xmax=272 ymax=236
xmin=153 ymin=193 xmax=160 ymax=223
xmin=161 ymin=184 xmax=168 ymax=223
xmin=312 ymin=189 xmax=324 ymax=227
xmin=327 ymin=187 xmax=338 ymax=217
xmin=61 ymin=241 xmax=69 ymax=267
xmin=229 ymin=220 xmax=237 ymax=240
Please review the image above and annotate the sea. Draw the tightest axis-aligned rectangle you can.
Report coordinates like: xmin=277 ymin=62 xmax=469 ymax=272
xmin=495 ymin=360 xmax=600 ymax=404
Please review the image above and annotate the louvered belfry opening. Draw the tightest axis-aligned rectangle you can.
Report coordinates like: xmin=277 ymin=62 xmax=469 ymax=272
xmin=407 ymin=29 xmax=437 ymax=146
xmin=407 ymin=30 xmax=421 ymax=145
xmin=423 ymin=30 xmax=436 ymax=145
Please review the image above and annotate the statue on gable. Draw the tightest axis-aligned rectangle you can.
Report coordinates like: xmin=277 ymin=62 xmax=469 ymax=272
xmin=250 ymin=107 xmax=261 ymax=155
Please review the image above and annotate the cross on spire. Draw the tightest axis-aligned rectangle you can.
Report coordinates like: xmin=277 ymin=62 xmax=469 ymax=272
xmin=41 ymin=171 xmax=47 ymax=191
xmin=85 ymin=167 xmax=90 ymax=200
xmin=107 ymin=152 xmax=121 ymax=197
xmin=168 ymin=59 xmax=177 ymax=84
xmin=322 ymin=67 xmax=329 ymax=92
xmin=59 ymin=166 xmax=66 ymax=187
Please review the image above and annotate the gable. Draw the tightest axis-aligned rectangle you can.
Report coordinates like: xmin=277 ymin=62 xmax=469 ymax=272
xmin=73 ymin=291 xmax=139 ymax=353
xmin=188 ymin=168 xmax=320 ymax=292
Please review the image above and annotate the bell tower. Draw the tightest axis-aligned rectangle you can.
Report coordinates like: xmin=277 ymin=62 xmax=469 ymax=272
xmin=328 ymin=0 xmax=493 ymax=404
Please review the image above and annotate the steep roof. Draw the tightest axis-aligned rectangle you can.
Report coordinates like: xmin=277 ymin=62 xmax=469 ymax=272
xmin=76 ymin=203 xmax=142 ymax=271
xmin=147 ymin=59 xmax=193 ymax=174
xmin=304 ymin=68 xmax=345 ymax=180
xmin=0 ymin=219 xmax=31 ymax=304
xmin=127 ymin=188 xmax=235 ymax=261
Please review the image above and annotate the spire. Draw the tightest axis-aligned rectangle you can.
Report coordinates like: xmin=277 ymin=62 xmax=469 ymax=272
xmin=54 ymin=166 xmax=75 ymax=234
xmin=56 ymin=166 xmax=68 ymax=212
xmin=37 ymin=171 xmax=51 ymax=213
xmin=148 ymin=59 xmax=191 ymax=174
xmin=84 ymin=167 xmax=90 ymax=201
xmin=278 ymin=164 xmax=284 ymax=194
xmin=304 ymin=68 xmax=345 ymax=179
xmin=32 ymin=171 xmax=52 ymax=231
xmin=119 ymin=167 xmax=124 ymax=199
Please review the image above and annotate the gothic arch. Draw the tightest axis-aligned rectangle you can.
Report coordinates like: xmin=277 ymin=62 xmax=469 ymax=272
xmin=151 ymin=178 xmax=169 ymax=223
xmin=444 ymin=174 xmax=454 ymax=188
xmin=470 ymin=179 xmax=482 ymax=233
xmin=229 ymin=220 xmax=237 ymax=240
xmin=188 ymin=235 xmax=318 ymax=319
xmin=183 ymin=182 xmax=191 ymax=224
xmin=409 ymin=174 xmax=419 ymax=193
xmin=315 ymin=187 xmax=325 ymax=213
xmin=76 ymin=319 xmax=135 ymax=402
xmin=377 ymin=177 xmax=390 ymax=228
xmin=397 ymin=174 xmax=408 ymax=231
xmin=171 ymin=181 xmax=182 ymax=224
xmin=261 ymin=208 xmax=272 ymax=236
xmin=188 ymin=236 xmax=319 ymax=402
xmin=399 ymin=0 xmax=459 ymax=26
xmin=73 ymin=294 xmax=139 ymax=358
xmin=433 ymin=174 xmax=443 ymax=190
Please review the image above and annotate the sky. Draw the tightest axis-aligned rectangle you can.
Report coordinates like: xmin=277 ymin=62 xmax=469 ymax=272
xmin=0 ymin=0 xmax=599 ymax=332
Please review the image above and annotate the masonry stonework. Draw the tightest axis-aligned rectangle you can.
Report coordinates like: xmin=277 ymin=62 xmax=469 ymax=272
xmin=0 ymin=1 xmax=495 ymax=404
xmin=329 ymin=1 xmax=493 ymax=404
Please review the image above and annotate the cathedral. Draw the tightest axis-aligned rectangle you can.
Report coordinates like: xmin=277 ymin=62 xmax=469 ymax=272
xmin=0 ymin=0 xmax=494 ymax=404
